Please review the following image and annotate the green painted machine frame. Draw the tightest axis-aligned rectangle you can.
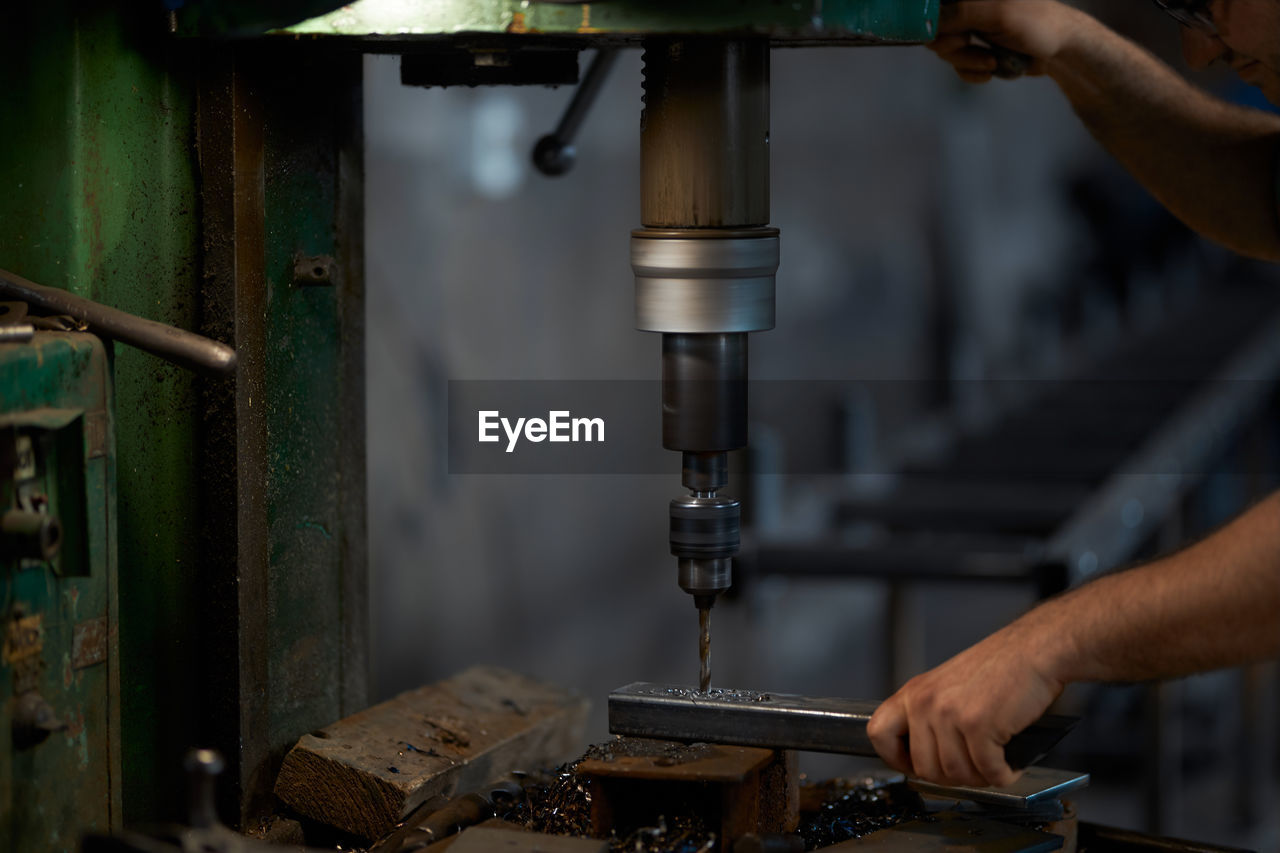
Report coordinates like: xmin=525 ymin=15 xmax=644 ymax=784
xmin=0 ymin=4 xmax=366 ymax=833
xmin=1 ymin=332 xmax=119 ymax=853
xmin=177 ymin=0 xmax=940 ymax=44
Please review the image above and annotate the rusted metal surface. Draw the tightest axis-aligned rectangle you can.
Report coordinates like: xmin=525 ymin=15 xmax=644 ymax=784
xmin=0 ymin=331 xmax=119 ymax=851
xmin=578 ymin=737 xmax=798 ymax=849
xmin=293 ymin=254 xmax=339 ymax=288
xmin=197 ymin=46 xmax=273 ymax=828
xmin=640 ymin=40 xmax=770 ymax=229
xmin=71 ymin=617 xmax=109 ymax=670
xmin=274 ymin=666 xmax=589 ymax=841
xmin=197 ymin=43 xmax=368 ymax=828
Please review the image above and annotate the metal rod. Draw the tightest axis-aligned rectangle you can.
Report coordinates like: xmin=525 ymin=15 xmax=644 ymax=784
xmin=0 ymin=268 xmax=237 ymax=377
xmin=608 ymin=682 xmax=1077 ymax=770
xmin=554 ymin=48 xmax=618 ymax=143
xmin=532 ymin=48 xmax=620 ymax=177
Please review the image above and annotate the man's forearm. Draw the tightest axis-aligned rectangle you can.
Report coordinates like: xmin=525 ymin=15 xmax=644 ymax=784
xmin=1048 ymin=16 xmax=1280 ymax=260
xmin=1026 ymin=491 xmax=1280 ymax=684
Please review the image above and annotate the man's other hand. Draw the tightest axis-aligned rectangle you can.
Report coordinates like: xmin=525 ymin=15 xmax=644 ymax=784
xmin=930 ymin=0 xmax=1089 ymax=83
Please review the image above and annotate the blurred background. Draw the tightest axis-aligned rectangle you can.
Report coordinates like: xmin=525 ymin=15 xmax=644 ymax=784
xmin=364 ymin=4 xmax=1279 ymax=849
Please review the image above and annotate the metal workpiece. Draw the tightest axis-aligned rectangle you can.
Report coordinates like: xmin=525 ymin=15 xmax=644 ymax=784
xmin=640 ymin=39 xmax=770 ymax=228
xmin=634 ymin=232 xmax=778 ymax=333
xmin=608 ymin=683 xmax=1078 ymax=770
xmin=0 ymin=269 xmax=237 ymax=377
xmin=662 ymin=334 xmax=748 ymax=450
xmin=909 ymin=767 xmax=1090 ymax=810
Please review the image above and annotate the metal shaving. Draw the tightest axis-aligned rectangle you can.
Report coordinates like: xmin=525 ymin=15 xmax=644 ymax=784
xmin=500 ymin=756 xmax=921 ymax=853
xmin=798 ymin=778 xmax=926 ymax=849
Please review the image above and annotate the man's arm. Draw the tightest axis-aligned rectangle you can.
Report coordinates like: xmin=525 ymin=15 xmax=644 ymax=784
xmin=932 ymin=0 xmax=1280 ymax=260
xmin=866 ymin=490 xmax=1280 ymax=788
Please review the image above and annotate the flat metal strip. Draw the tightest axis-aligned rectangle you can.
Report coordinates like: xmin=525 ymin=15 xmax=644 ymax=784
xmin=909 ymin=767 xmax=1090 ymax=809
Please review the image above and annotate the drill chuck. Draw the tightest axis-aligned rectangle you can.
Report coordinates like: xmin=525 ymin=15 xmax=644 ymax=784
xmin=678 ymin=558 xmax=733 ymax=607
xmin=670 ymin=494 xmax=740 ymax=558
xmin=671 ymin=493 xmax=739 ymax=602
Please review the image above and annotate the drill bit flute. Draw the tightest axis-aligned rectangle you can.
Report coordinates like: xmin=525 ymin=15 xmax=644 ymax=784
xmin=632 ymin=39 xmax=777 ymax=691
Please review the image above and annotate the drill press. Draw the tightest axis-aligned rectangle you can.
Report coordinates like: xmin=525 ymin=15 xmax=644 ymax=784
xmin=632 ymin=39 xmax=778 ymax=690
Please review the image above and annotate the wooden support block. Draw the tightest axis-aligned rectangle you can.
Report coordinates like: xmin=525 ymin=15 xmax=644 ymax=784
xmin=274 ymin=666 xmax=589 ymax=840
xmin=577 ymin=738 xmax=798 ymax=849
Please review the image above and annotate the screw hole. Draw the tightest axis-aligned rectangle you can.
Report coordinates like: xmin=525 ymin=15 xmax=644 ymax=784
xmin=313 ymin=266 xmax=326 ymax=277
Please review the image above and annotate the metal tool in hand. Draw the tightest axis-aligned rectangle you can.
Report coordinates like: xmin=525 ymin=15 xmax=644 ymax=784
xmin=0 ymin=267 xmax=237 ymax=377
xmin=609 ymin=683 xmax=1077 ymax=771
xmin=940 ymin=0 xmax=1034 ymax=79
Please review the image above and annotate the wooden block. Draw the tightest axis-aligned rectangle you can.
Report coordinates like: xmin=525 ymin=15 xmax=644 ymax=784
xmin=274 ymin=666 xmax=589 ymax=840
xmin=577 ymin=738 xmax=798 ymax=848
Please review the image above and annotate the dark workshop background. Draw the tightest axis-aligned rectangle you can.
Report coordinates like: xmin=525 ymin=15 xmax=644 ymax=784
xmin=364 ymin=6 xmax=1279 ymax=850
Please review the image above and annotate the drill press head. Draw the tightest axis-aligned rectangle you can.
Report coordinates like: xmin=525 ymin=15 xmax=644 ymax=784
xmin=632 ymin=38 xmax=776 ymax=688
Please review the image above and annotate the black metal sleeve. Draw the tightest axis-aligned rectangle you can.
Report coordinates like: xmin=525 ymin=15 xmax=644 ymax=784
xmin=662 ymin=332 xmax=747 ymax=452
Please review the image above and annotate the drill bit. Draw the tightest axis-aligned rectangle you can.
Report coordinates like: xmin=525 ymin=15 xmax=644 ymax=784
xmin=698 ymin=605 xmax=711 ymax=692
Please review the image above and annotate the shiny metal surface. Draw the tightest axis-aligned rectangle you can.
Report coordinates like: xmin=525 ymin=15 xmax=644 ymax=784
xmin=0 ymin=324 xmax=35 ymax=344
xmin=909 ymin=767 xmax=1090 ymax=809
xmin=662 ymin=336 xmax=747 ymax=451
xmin=677 ymin=556 xmax=733 ymax=598
xmin=608 ymin=683 xmax=1077 ymax=770
xmin=633 ymin=235 xmax=778 ymax=333
xmin=671 ymin=496 xmax=740 ymax=559
xmin=640 ymin=40 xmax=770 ymax=228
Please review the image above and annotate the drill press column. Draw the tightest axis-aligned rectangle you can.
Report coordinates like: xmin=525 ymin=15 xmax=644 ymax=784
xmin=632 ymin=38 xmax=777 ymax=689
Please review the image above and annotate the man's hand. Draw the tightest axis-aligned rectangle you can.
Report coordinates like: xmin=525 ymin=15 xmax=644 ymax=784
xmin=930 ymin=0 xmax=1091 ymax=83
xmin=866 ymin=622 xmax=1066 ymax=788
